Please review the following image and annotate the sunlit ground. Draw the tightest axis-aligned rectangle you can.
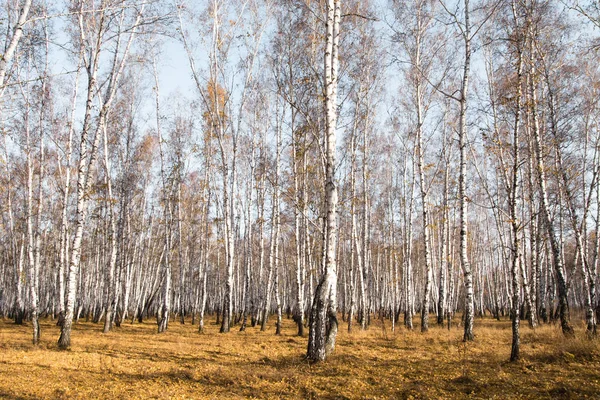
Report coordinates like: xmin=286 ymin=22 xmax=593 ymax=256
xmin=1 ymin=314 xmax=599 ymax=399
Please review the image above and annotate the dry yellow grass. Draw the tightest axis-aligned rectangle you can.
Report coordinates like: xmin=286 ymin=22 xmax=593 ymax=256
xmin=1 ymin=315 xmax=600 ymax=399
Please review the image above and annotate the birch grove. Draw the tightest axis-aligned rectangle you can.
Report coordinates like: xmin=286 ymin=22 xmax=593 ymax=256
xmin=2 ymin=0 xmax=600 ymax=363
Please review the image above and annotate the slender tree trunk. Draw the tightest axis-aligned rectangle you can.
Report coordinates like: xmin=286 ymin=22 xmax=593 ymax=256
xmin=59 ymin=5 xmax=142 ymax=349
xmin=25 ymin=83 xmax=40 ymax=345
xmin=100 ymin=17 xmax=127 ymax=331
xmin=4 ymin=133 xmax=23 ymax=324
xmin=240 ymin=127 xmax=256 ymax=332
xmin=58 ymin=32 xmax=103 ymax=348
xmin=154 ymin=56 xmax=172 ymax=334
xmin=348 ymin=126 xmax=358 ymax=333
xmin=416 ymin=79 xmax=432 ymax=333
xmin=528 ymin=34 xmax=574 ymax=336
xmin=0 ymin=0 xmax=32 ymax=94
xmin=438 ymin=117 xmax=450 ymax=325
xmin=307 ymin=0 xmax=340 ymax=362
xmin=360 ymin=111 xmax=370 ymax=331
xmin=274 ymin=111 xmax=283 ymax=335
xmin=102 ymin=121 xmax=118 ymax=334
xmin=292 ymin=113 xmax=306 ymax=336
xmin=403 ymin=150 xmax=416 ymax=330
xmin=459 ymin=0 xmax=474 ymax=342
xmin=57 ymin=58 xmax=82 ymax=325
xmin=261 ymin=194 xmax=277 ymax=331
xmin=544 ymin=67 xmax=594 ymax=334
xmin=510 ymin=15 xmax=524 ymax=360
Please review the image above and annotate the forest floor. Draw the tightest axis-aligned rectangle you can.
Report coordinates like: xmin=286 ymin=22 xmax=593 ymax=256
xmin=1 ymin=315 xmax=599 ymax=399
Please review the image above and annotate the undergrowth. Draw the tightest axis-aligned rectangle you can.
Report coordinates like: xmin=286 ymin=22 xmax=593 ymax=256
xmin=0 ymin=315 xmax=599 ymax=399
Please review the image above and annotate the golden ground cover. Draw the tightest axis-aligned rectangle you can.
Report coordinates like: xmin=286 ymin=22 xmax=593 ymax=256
xmin=1 ymin=315 xmax=599 ymax=399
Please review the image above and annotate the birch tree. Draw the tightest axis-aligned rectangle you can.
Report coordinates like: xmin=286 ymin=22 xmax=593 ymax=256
xmin=59 ymin=1 xmax=144 ymax=349
xmin=0 ymin=0 xmax=32 ymax=95
xmin=507 ymin=0 xmax=525 ymax=361
xmin=526 ymin=3 xmax=574 ymax=336
xmin=438 ymin=0 xmax=496 ymax=341
xmin=390 ymin=0 xmax=444 ymax=333
xmin=307 ymin=0 xmax=340 ymax=362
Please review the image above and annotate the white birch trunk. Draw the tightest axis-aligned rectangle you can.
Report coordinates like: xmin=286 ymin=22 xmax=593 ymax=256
xmin=509 ymin=12 xmax=524 ymax=359
xmin=307 ymin=0 xmax=340 ymax=362
xmin=25 ymin=87 xmax=39 ymax=344
xmin=59 ymin=6 xmax=143 ymax=348
xmin=154 ymin=57 xmax=172 ymax=334
xmin=528 ymin=35 xmax=574 ymax=336
xmin=0 ymin=0 xmax=32 ymax=95
xmin=459 ymin=0 xmax=474 ymax=342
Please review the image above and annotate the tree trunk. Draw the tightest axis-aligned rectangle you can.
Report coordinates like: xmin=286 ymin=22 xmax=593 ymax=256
xmin=528 ymin=33 xmax=574 ymax=336
xmin=307 ymin=0 xmax=340 ymax=362
xmin=459 ymin=0 xmax=474 ymax=342
xmin=0 ymin=0 xmax=32 ymax=94
xmin=509 ymin=13 xmax=524 ymax=360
